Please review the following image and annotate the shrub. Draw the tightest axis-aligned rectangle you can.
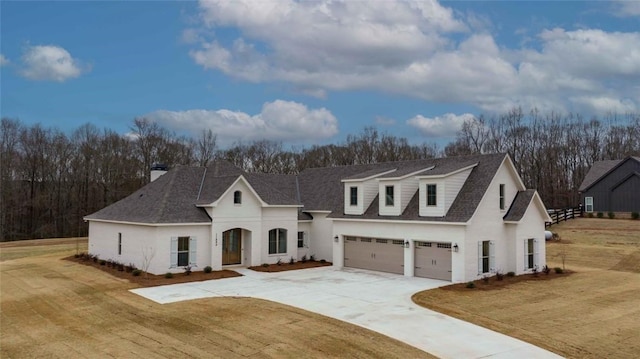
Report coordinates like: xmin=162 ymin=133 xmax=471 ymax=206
xmin=482 ymin=275 xmax=490 ymax=284
xmin=608 ymin=212 xmax=615 ymax=219
xmin=117 ymin=264 xmax=125 ymax=272
xmin=543 ymin=265 xmax=551 ymax=275
xmin=92 ymin=255 xmax=99 ymax=263
xmin=184 ymin=265 xmax=192 ymax=275
xmin=495 ymin=270 xmax=504 ymax=281
xmin=554 ymin=267 xmax=563 ymax=274
xmin=506 ymin=271 xmax=515 ymax=277
xmin=532 ymin=266 xmax=539 ymax=277
xmin=301 ymin=255 xmax=307 ymax=263
xmin=632 ymin=212 xmax=639 ymax=220
xmin=99 ymin=259 xmax=106 ymax=266
xmin=597 ymin=212 xmax=604 ymax=218
xmin=319 ymin=259 xmax=326 ymax=263
xmin=203 ymin=266 xmax=213 ymax=273
xmin=74 ymin=253 xmax=81 ymax=258
xmin=164 ymin=272 xmax=174 ymax=279
xmin=276 ymin=258 xmax=283 ymax=266
xmin=261 ymin=263 xmax=269 ymax=267
xmin=309 ymin=254 xmax=316 ymax=261
xmin=587 ymin=212 xmax=594 ymax=218
xmin=289 ymin=256 xmax=295 ymax=265
xmin=132 ymin=269 xmax=142 ymax=276
xmin=466 ymin=281 xmax=476 ymax=289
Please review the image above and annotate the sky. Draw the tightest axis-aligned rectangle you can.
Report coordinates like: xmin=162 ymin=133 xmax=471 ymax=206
xmin=1 ymin=0 xmax=639 ymax=148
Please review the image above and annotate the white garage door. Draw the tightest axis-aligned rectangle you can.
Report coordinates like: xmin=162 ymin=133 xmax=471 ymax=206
xmin=344 ymin=236 xmax=404 ymax=274
xmin=414 ymin=242 xmax=452 ymax=281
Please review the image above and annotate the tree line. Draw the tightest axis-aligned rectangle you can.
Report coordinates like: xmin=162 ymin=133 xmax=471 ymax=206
xmin=1 ymin=109 xmax=638 ymax=241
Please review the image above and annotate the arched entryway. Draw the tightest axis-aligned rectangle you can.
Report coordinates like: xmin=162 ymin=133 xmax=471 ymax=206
xmin=222 ymin=228 xmax=242 ymax=265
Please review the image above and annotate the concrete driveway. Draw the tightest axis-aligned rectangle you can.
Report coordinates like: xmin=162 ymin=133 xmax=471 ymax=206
xmin=132 ymin=267 xmax=561 ymax=359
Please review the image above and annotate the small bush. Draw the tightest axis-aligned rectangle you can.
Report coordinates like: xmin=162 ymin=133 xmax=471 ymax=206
xmin=495 ymin=270 xmax=504 ymax=281
xmin=92 ymin=255 xmax=98 ymax=263
xmin=482 ymin=275 xmax=490 ymax=284
xmin=184 ymin=265 xmax=192 ymax=275
xmin=164 ymin=272 xmax=174 ymax=279
xmin=99 ymin=259 xmax=106 ymax=266
xmin=319 ymin=259 xmax=326 ymax=263
xmin=132 ymin=269 xmax=142 ymax=276
xmin=203 ymin=266 xmax=212 ymax=273
xmin=309 ymin=254 xmax=316 ymax=261
xmin=587 ymin=212 xmax=594 ymax=218
xmin=597 ymin=212 xmax=604 ymax=218
xmin=74 ymin=253 xmax=81 ymax=258
xmin=301 ymin=255 xmax=307 ymax=263
xmin=532 ymin=266 xmax=539 ymax=277
xmin=466 ymin=281 xmax=476 ymax=289
xmin=289 ymin=256 xmax=295 ymax=265
xmin=554 ymin=267 xmax=563 ymax=274
xmin=117 ymin=264 xmax=125 ymax=272
xmin=276 ymin=258 xmax=282 ymax=266
xmin=608 ymin=211 xmax=615 ymax=219
xmin=632 ymin=212 xmax=639 ymax=220
xmin=261 ymin=263 xmax=269 ymax=267
xmin=506 ymin=271 xmax=515 ymax=277
xmin=543 ymin=265 xmax=551 ymax=275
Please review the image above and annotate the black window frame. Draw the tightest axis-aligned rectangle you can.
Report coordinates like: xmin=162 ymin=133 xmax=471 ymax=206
xmin=385 ymin=185 xmax=394 ymax=206
xmin=350 ymin=186 xmax=358 ymax=206
xmin=234 ymin=190 xmax=242 ymax=204
xmin=499 ymin=184 xmax=505 ymax=210
xmin=177 ymin=236 xmax=190 ymax=267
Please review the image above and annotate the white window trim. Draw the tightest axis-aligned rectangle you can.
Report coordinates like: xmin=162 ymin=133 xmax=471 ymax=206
xmin=170 ymin=236 xmax=197 ymax=268
xmin=584 ymin=197 xmax=593 ymax=213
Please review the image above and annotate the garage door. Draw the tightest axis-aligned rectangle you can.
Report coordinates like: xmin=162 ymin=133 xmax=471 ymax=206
xmin=344 ymin=236 xmax=404 ymax=274
xmin=414 ymin=242 xmax=452 ymax=281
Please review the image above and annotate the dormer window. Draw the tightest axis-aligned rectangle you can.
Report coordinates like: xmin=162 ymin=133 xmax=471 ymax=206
xmin=499 ymin=184 xmax=505 ymax=210
xmin=426 ymin=184 xmax=437 ymax=206
xmin=385 ymin=185 xmax=394 ymax=206
xmin=350 ymin=187 xmax=358 ymax=206
xmin=234 ymin=190 xmax=242 ymax=204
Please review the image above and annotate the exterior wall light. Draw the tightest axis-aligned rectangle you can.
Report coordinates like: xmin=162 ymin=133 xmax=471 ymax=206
xmin=453 ymin=243 xmax=459 ymax=252
xmin=404 ymin=240 xmax=410 ymax=248
xmin=334 ymin=235 xmax=339 ymax=243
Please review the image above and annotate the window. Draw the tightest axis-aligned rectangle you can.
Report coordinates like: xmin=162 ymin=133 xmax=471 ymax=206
xmin=427 ymin=184 xmax=437 ymax=206
xmin=525 ymin=238 xmax=536 ymax=270
xmin=269 ymin=228 xmax=287 ymax=254
xmin=478 ymin=240 xmax=494 ymax=274
xmin=170 ymin=236 xmax=196 ymax=268
xmin=118 ymin=233 xmax=122 ymax=255
xmin=177 ymin=236 xmax=190 ymax=267
xmin=585 ymin=197 xmax=593 ymax=212
xmin=298 ymin=231 xmax=304 ymax=248
xmin=350 ymin=186 xmax=358 ymax=206
xmin=234 ymin=190 xmax=242 ymax=204
xmin=385 ymin=185 xmax=394 ymax=206
xmin=499 ymin=184 xmax=505 ymax=210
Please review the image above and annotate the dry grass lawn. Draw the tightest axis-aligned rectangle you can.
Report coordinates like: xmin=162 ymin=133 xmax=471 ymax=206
xmin=413 ymin=218 xmax=640 ymax=359
xmin=1 ymin=239 xmax=433 ymax=358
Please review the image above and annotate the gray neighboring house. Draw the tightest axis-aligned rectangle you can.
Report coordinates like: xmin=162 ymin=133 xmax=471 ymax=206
xmin=579 ymin=156 xmax=640 ymax=215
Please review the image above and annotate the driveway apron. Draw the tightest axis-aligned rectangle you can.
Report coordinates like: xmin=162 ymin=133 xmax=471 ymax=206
xmin=131 ymin=267 xmax=561 ymax=359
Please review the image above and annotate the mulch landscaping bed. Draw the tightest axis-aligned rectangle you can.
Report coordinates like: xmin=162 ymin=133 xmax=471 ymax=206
xmin=64 ymin=255 xmax=242 ymax=287
xmin=249 ymin=260 xmax=332 ymax=272
xmin=442 ymin=269 xmax=573 ymax=292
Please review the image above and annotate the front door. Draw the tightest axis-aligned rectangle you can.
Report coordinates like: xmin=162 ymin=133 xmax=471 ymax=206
xmin=222 ymin=229 xmax=242 ymax=265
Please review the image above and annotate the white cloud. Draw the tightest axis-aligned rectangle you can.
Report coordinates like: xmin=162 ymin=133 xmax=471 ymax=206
xmin=20 ymin=45 xmax=88 ymax=82
xmin=187 ymin=0 xmax=640 ymax=116
xmin=611 ymin=0 xmax=640 ymax=17
xmin=0 ymin=54 xmax=9 ymax=66
xmin=375 ymin=116 xmax=396 ymax=126
xmin=406 ymin=113 xmax=474 ymax=137
xmin=145 ymin=100 xmax=338 ymax=145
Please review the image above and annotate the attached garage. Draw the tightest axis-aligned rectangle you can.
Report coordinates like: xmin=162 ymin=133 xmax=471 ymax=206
xmin=344 ymin=236 xmax=404 ymax=274
xmin=414 ymin=241 xmax=452 ymax=281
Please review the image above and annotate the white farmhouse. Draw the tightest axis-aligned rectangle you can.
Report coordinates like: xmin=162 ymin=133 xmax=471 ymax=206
xmin=84 ymin=153 xmax=550 ymax=282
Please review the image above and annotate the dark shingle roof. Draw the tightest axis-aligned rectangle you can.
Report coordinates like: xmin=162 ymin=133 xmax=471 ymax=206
xmin=578 ymin=160 xmax=621 ymax=192
xmin=88 ymin=153 xmax=508 ymax=224
xmin=503 ymin=190 xmax=536 ymax=222
xmin=85 ymin=166 xmax=211 ymax=224
xmin=579 ymin=157 xmax=640 ymax=192
xmin=301 ymin=153 xmax=506 ymax=222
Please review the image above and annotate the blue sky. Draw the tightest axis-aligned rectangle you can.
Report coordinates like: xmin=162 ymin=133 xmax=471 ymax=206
xmin=2 ymin=1 xmax=639 ymax=148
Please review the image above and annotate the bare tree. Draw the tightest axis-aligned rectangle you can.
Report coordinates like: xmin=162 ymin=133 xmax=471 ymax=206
xmin=140 ymin=245 xmax=157 ymax=278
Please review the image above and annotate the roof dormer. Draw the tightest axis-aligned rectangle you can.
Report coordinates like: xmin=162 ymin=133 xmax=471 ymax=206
xmin=377 ymin=166 xmax=434 ymax=216
xmin=343 ymin=168 xmax=395 ymax=215
xmin=417 ymin=163 xmax=477 ymax=217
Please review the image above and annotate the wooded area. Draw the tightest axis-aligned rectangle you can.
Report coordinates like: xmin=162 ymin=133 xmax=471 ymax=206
xmin=1 ymin=109 xmax=638 ymax=241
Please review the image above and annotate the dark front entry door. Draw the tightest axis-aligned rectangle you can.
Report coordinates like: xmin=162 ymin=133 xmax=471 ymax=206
xmin=222 ymin=229 xmax=242 ymax=265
